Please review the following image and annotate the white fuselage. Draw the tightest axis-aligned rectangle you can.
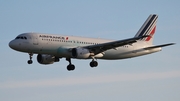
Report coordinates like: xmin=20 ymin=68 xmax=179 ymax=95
xmin=9 ymin=14 xmax=174 ymax=71
xmin=9 ymin=33 xmax=161 ymax=60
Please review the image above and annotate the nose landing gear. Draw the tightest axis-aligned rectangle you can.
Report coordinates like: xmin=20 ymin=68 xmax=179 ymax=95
xmin=27 ymin=53 xmax=33 ymax=64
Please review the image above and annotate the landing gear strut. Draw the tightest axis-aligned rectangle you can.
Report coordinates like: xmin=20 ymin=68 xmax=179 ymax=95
xmin=66 ymin=58 xmax=75 ymax=71
xmin=90 ymin=59 xmax=98 ymax=67
xmin=27 ymin=53 xmax=33 ymax=64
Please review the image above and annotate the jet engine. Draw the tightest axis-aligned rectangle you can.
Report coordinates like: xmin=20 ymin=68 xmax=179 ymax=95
xmin=37 ymin=54 xmax=59 ymax=64
xmin=72 ymin=48 xmax=91 ymax=59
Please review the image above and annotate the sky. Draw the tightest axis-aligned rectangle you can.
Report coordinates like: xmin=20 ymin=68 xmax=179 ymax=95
xmin=0 ymin=0 xmax=180 ymax=101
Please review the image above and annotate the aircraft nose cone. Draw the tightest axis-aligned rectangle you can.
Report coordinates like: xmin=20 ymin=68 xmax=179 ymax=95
xmin=9 ymin=40 xmax=16 ymax=49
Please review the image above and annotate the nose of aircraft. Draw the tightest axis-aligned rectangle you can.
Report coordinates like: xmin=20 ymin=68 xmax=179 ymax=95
xmin=9 ymin=40 xmax=16 ymax=50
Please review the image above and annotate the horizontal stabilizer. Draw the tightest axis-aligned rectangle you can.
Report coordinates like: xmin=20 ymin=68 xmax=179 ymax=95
xmin=144 ymin=43 xmax=175 ymax=50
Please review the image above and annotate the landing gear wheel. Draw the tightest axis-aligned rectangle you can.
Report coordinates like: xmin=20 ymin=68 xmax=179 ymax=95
xmin=27 ymin=60 xmax=33 ymax=64
xmin=27 ymin=53 xmax=33 ymax=64
xmin=67 ymin=64 xmax=75 ymax=71
xmin=90 ymin=61 xmax=98 ymax=67
xmin=66 ymin=58 xmax=75 ymax=71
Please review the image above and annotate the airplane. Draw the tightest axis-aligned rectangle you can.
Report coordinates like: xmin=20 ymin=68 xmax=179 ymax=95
xmin=9 ymin=14 xmax=175 ymax=71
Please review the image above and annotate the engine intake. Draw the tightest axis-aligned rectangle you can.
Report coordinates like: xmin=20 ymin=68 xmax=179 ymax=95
xmin=37 ymin=54 xmax=59 ymax=65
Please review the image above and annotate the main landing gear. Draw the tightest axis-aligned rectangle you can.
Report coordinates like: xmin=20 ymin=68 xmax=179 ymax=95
xmin=90 ymin=59 xmax=98 ymax=67
xmin=27 ymin=53 xmax=33 ymax=64
xmin=66 ymin=58 xmax=75 ymax=71
xmin=66 ymin=58 xmax=98 ymax=71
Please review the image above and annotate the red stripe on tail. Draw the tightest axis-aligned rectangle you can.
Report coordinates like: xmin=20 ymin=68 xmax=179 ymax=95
xmin=145 ymin=26 xmax=156 ymax=41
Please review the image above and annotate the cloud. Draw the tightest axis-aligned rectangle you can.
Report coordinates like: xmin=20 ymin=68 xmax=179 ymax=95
xmin=1 ymin=71 xmax=180 ymax=89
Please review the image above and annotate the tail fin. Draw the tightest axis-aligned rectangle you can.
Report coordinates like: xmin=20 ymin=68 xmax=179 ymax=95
xmin=134 ymin=14 xmax=158 ymax=44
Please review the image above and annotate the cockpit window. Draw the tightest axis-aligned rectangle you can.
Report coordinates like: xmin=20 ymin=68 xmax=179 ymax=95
xmin=15 ymin=37 xmax=20 ymax=39
xmin=15 ymin=36 xmax=27 ymax=40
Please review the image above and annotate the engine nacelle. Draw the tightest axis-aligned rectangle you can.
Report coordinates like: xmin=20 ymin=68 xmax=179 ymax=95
xmin=72 ymin=48 xmax=91 ymax=59
xmin=37 ymin=54 xmax=59 ymax=65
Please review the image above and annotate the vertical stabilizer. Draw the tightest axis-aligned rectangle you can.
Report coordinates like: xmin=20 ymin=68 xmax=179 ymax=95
xmin=134 ymin=14 xmax=158 ymax=44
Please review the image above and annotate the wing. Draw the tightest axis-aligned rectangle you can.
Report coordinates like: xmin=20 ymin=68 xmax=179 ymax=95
xmin=82 ymin=35 xmax=148 ymax=55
